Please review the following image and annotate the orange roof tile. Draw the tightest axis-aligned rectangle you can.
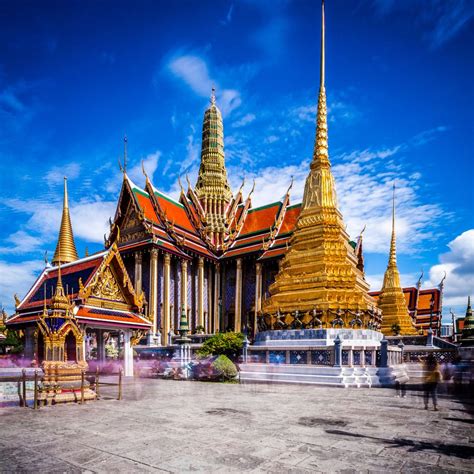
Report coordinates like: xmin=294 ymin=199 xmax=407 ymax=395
xmin=279 ymin=204 xmax=301 ymax=235
xmin=133 ymin=190 xmax=160 ymax=224
xmin=238 ymin=202 xmax=281 ymax=237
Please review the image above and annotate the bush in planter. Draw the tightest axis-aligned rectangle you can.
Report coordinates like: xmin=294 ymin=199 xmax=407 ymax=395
xmin=197 ymin=332 xmax=244 ymax=360
xmin=212 ymin=355 xmax=238 ymax=381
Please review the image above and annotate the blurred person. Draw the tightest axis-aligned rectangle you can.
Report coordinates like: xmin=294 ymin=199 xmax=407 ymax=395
xmin=423 ymin=354 xmax=442 ymax=411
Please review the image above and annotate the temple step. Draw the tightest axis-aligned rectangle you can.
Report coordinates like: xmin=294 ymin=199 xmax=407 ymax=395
xmin=239 ymin=363 xmax=375 ymax=387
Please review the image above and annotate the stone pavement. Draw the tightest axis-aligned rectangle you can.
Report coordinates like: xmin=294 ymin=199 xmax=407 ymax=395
xmin=0 ymin=378 xmax=473 ymax=473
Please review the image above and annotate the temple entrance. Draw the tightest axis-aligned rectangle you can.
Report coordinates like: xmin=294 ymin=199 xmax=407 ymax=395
xmin=65 ymin=331 xmax=77 ymax=362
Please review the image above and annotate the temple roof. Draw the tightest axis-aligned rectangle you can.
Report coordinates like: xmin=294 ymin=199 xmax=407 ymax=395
xmin=7 ymin=245 xmax=150 ymax=329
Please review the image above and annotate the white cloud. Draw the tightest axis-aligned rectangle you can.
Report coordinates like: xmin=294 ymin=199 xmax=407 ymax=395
xmin=3 ymin=196 xmax=116 ymax=248
xmin=45 ymin=162 xmax=81 ymax=186
xmin=0 ymin=259 xmax=44 ymax=314
xmin=425 ymin=229 xmax=474 ymax=309
xmin=264 ymin=135 xmax=279 ymax=144
xmin=234 ymin=142 xmax=445 ymax=255
xmin=373 ymin=0 xmax=474 ymax=49
xmin=168 ymin=55 xmax=212 ymax=97
xmin=232 ymin=113 xmax=256 ymax=128
xmin=166 ymin=54 xmax=242 ymax=117
xmin=0 ymin=231 xmax=44 ymax=255
xmin=128 ymin=150 xmax=161 ymax=186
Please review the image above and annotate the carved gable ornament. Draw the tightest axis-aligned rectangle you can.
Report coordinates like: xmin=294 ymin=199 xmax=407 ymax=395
xmin=90 ymin=266 xmax=126 ymax=303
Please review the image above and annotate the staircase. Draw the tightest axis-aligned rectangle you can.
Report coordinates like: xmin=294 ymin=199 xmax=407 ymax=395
xmin=239 ymin=364 xmax=394 ymax=388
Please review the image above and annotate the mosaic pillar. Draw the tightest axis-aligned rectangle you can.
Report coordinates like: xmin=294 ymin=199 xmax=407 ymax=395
xmin=198 ymin=257 xmax=205 ymax=329
xmin=207 ymin=265 xmax=213 ymax=333
xmin=181 ymin=259 xmax=188 ymax=320
xmin=214 ymin=263 xmax=221 ymax=333
xmin=255 ymin=262 xmax=262 ymax=336
xmin=134 ymin=251 xmax=143 ymax=295
xmin=162 ymin=253 xmax=171 ymax=346
xmin=148 ymin=248 xmax=159 ymax=343
xmin=235 ymin=258 xmax=243 ymax=333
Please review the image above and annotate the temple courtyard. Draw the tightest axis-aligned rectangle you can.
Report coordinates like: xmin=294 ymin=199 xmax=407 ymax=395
xmin=0 ymin=379 xmax=473 ymax=473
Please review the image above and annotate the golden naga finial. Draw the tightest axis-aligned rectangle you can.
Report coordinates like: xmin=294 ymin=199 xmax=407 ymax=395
xmin=14 ymin=293 xmax=21 ymax=307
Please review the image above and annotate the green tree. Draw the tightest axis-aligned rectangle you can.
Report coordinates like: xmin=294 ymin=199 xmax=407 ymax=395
xmin=197 ymin=332 xmax=244 ymax=360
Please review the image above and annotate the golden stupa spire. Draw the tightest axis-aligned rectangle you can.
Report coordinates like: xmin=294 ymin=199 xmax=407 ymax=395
xmin=194 ymin=86 xmax=233 ymax=248
xmin=52 ymin=177 xmax=79 ymax=266
xmin=378 ymin=185 xmax=417 ymax=335
xmin=302 ymin=0 xmax=337 ymax=211
xmin=262 ymin=0 xmax=376 ymax=316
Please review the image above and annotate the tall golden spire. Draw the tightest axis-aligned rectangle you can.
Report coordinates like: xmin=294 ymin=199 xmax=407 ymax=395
xmin=301 ymin=0 xmax=338 ymax=211
xmin=263 ymin=0 xmax=375 ymax=315
xmin=52 ymin=177 xmax=79 ymax=266
xmin=378 ymin=186 xmax=417 ymax=335
xmin=194 ymin=87 xmax=233 ymax=248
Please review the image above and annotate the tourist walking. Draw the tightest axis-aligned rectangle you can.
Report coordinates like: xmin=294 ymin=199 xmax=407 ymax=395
xmin=423 ymin=354 xmax=441 ymax=411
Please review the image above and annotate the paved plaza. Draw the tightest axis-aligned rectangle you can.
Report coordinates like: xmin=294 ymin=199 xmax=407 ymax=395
xmin=0 ymin=379 xmax=473 ymax=473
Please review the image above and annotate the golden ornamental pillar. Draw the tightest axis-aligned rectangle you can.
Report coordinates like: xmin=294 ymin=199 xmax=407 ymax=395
xmin=181 ymin=259 xmax=188 ymax=328
xmin=162 ymin=252 xmax=171 ymax=346
xmin=254 ymin=262 xmax=262 ymax=336
xmin=149 ymin=248 xmax=159 ymax=339
xmin=134 ymin=251 xmax=143 ymax=295
xmin=235 ymin=258 xmax=243 ymax=333
xmin=214 ymin=263 xmax=221 ymax=333
xmin=198 ymin=257 xmax=205 ymax=329
xmin=207 ymin=266 xmax=213 ymax=333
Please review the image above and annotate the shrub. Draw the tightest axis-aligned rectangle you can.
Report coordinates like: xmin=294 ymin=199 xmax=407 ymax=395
xmin=197 ymin=332 xmax=244 ymax=359
xmin=212 ymin=355 xmax=238 ymax=381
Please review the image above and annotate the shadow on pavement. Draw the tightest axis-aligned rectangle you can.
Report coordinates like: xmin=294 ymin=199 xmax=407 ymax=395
xmin=325 ymin=429 xmax=474 ymax=459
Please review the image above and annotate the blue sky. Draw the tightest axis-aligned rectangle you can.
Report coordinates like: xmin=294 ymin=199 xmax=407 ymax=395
xmin=0 ymin=0 xmax=473 ymax=318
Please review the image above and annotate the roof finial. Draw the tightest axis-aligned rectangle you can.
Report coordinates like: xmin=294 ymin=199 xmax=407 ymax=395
xmin=320 ymin=0 xmax=325 ymax=89
xmin=211 ymin=86 xmax=216 ymax=105
xmin=123 ymin=135 xmax=128 ymax=173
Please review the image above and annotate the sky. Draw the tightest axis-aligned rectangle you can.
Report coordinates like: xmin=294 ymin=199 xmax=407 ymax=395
xmin=0 ymin=0 xmax=473 ymax=320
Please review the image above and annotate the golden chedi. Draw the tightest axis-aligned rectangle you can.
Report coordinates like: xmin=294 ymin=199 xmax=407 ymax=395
xmin=52 ymin=177 xmax=78 ymax=265
xmin=378 ymin=188 xmax=417 ymax=335
xmin=263 ymin=0 xmax=376 ymax=315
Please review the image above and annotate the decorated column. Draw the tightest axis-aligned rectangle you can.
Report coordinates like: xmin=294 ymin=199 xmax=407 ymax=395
xmin=181 ymin=259 xmax=188 ymax=324
xmin=148 ymin=248 xmax=159 ymax=345
xmin=254 ymin=262 xmax=262 ymax=336
xmin=162 ymin=253 xmax=171 ymax=346
xmin=235 ymin=258 xmax=243 ymax=332
xmin=214 ymin=263 xmax=221 ymax=333
xmin=198 ymin=257 xmax=205 ymax=329
xmin=134 ymin=251 xmax=143 ymax=295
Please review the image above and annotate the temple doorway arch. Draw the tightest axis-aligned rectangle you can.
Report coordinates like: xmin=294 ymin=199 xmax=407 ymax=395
xmin=65 ymin=331 xmax=77 ymax=362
